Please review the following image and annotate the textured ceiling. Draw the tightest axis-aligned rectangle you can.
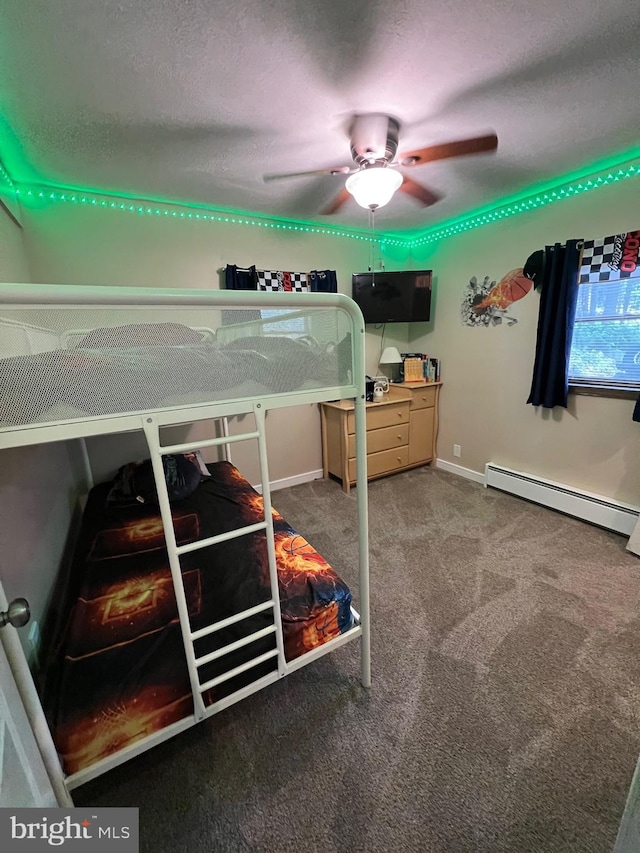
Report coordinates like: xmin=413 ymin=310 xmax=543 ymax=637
xmin=1 ymin=0 xmax=639 ymax=231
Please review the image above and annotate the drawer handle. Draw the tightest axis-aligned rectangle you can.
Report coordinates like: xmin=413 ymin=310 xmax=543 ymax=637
xmin=398 ymin=412 xmax=403 ymax=417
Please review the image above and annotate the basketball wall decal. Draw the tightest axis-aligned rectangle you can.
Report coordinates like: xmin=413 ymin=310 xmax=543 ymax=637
xmin=461 ymin=268 xmax=534 ymax=327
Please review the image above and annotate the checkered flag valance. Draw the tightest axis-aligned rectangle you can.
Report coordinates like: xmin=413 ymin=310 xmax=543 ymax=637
xmin=257 ymin=270 xmax=308 ymax=292
xmin=579 ymin=231 xmax=640 ymax=284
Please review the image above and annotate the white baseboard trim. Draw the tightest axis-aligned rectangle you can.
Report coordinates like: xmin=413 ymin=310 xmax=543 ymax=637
xmin=435 ymin=458 xmax=485 ymax=484
xmin=485 ymin=462 xmax=640 ymax=536
xmin=254 ymin=468 xmax=324 ymax=494
xmin=426 ymin=458 xmax=638 ymax=537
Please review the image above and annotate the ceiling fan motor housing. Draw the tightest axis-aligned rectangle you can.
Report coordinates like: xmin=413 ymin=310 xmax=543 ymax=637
xmin=350 ymin=114 xmax=400 ymax=166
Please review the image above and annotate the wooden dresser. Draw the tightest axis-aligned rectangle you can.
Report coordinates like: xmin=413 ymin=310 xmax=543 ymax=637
xmin=319 ymin=382 xmax=441 ymax=493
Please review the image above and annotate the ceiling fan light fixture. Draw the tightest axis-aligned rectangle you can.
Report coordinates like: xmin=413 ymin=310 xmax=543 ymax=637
xmin=345 ymin=167 xmax=403 ymax=210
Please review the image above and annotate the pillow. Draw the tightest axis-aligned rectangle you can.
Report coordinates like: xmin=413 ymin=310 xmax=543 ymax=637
xmin=76 ymin=323 xmax=204 ymax=348
xmin=107 ymin=454 xmax=203 ymax=506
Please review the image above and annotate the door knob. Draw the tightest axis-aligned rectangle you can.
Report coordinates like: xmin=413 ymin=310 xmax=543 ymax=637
xmin=0 ymin=597 xmax=30 ymax=629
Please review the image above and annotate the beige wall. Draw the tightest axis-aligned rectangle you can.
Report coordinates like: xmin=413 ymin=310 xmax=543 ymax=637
xmin=0 ymin=208 xmax=83 ymax=664
xmin=410 ymin=177 xmax=640 ymax=506
xmin=20 ymin=202 xmax=413 ymax=484
xmin=21 ymin=203 xmax=364 ymax=289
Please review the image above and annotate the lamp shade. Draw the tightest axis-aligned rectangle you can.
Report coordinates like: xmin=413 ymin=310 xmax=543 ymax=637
xmin=345 ymin=167 xmax=403 ymax=210
xmin=379 ymin=346 xmax=403 ymax=365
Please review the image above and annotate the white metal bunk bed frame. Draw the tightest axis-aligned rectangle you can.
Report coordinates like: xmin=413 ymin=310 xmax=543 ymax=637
xmin=0 ymin=283 xmax=370 ymax=801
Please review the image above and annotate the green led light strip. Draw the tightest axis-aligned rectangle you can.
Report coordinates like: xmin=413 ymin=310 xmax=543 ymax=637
xmin=0 ymin=158 xmax=15 ymax=191
xmin=407 ymin=160 xmax=640 ymax=248
xmin=13 ymin=184 xmax=410 ymax=248
xmin=3 ymin=150 xmax=640 ymax=249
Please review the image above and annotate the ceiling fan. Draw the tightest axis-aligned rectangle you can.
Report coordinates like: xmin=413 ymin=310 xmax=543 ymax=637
xmin=264 ymin=114 xmax=498 ymax=215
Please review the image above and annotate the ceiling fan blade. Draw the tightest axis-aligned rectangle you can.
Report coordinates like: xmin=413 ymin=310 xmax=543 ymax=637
xmin=321 ymin=186 xmax=352 ymax=215
xmin=399 ymin=177 xmax=441 ymax=207
xmin=398 ymin=133 xmax=498 ymax=167
xmin=263 ymin=165 xmax=353 ymax=183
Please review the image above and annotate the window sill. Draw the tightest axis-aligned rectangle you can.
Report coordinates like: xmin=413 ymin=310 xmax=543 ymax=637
xmin=569 ymin=383 xmax=639 ymax=400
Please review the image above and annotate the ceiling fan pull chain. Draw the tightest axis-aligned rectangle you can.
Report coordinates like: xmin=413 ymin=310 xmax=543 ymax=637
xmin=369 ymin=208 xmax=376 ymax=282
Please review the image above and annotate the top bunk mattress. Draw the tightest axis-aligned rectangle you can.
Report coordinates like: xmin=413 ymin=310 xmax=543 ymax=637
xmin=0 ymin=285 xmax=361 ymax=436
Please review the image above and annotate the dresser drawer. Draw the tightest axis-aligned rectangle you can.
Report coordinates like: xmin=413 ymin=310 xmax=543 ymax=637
xmin=348 ymin=446 xmax=410 ymax=481
xmin=409 ymin=385 xmax=437 ymax=410
xmin=346 ymin=401 xmax=410 ymax=433
xmin=348 ymin=423 xmax=409 ymax=457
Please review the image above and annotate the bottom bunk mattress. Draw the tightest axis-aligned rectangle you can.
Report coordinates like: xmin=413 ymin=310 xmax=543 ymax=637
xmin=41 ymin=460 xmax=353 ymax=775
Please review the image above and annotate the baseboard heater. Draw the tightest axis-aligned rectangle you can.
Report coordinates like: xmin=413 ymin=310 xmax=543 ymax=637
xmin=484 ymin=463 xmax=639 ymax=536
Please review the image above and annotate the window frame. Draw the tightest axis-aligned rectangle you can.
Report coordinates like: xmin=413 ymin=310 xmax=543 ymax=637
xmin=569 ymin=383 xmax=638 ymax=400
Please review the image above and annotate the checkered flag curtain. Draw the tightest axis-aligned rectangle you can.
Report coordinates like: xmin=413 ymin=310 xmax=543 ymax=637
xmin=257 ymin=270 xmax=308 ymax=292
xmin=579 ymin=231 xmax=640 ymax=283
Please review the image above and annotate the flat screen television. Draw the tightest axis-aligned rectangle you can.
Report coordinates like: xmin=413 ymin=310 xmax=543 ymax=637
xmin=351 ymin=270 xmax=432 ymax=324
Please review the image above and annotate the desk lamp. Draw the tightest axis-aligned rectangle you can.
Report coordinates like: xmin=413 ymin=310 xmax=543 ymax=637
xmin=379 ymin=346 xmax=403 ymax=383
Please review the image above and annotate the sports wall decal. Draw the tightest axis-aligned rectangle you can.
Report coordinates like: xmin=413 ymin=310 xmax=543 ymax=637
xmin=461 ymin=268 xmax=533 ymax=326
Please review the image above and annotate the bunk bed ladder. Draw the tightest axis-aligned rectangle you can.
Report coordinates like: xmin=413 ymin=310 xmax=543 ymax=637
xmin=142 ymin=409 xmax=287 ymax=722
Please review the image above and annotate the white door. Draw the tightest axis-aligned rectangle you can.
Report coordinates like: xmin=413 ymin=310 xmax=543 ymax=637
xmin=0 ymin=591 xmax=71 ymax=807
xmin=612 ymin=756 xmax=640 ymax=853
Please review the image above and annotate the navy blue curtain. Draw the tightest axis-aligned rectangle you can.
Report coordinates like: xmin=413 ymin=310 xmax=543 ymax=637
xmin=225 ymin=264 xmax=258 ymax=290
xmin=308 ymin=269 xmax=338 ymax=292
xmin=527 ymin=239 xmax=582 ymax=408
xmin=223 ymin=264 xmax=259 ymax=325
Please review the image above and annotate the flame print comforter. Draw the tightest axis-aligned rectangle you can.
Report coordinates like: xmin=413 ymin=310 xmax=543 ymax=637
xmin=41 ymin=462 xmax=353 ymax=775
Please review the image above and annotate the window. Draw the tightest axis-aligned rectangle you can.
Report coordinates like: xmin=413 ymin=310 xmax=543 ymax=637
xmin=259 ymin=308 xmax=308 ymax=337
xmin=568 ymin=275 xmax=640 ymax=389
